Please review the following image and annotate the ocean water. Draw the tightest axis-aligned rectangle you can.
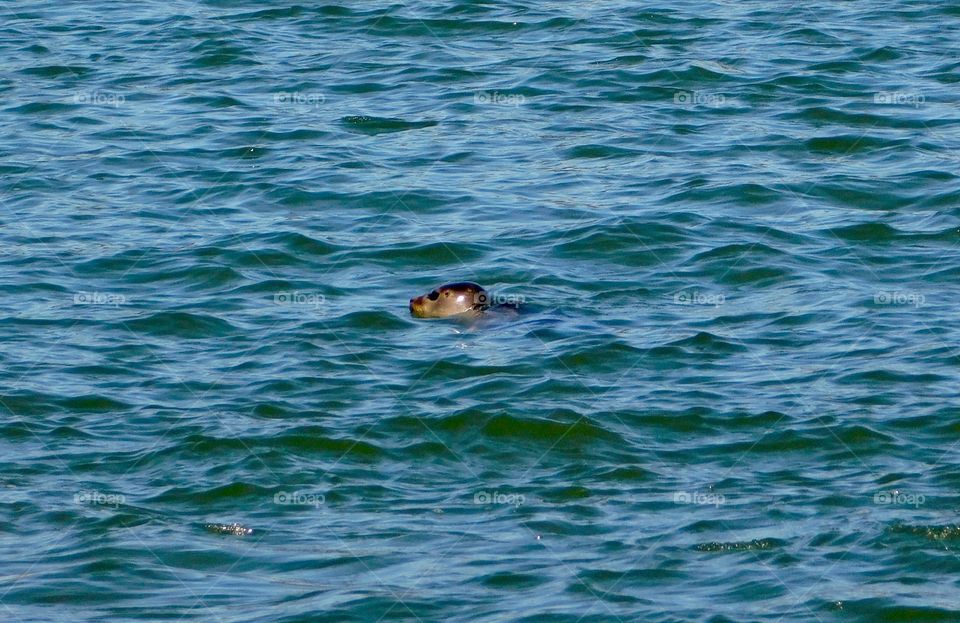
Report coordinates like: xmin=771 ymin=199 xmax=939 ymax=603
xmin=3 ymin=1 xmax=960 ymax=621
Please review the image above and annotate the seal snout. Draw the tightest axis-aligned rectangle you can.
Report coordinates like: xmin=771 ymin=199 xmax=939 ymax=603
xmin=409 ymin=295 xmax=423 ymax=316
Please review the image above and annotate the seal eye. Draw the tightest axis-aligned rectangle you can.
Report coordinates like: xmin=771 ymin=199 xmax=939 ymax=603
xmin=427 ymin=290 xmax=439 ymax=301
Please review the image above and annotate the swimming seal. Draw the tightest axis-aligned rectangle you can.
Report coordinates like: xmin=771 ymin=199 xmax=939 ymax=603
xmin=409 ymin=282 xmax=489 ymax=319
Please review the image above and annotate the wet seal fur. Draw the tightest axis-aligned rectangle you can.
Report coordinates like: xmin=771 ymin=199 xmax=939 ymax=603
xmin=409 ymin=282 xmax=490 ymax=319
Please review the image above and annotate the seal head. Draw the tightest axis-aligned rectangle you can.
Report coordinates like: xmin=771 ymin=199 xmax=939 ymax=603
xmin=409 ymin=282 xmax=489 ymax=319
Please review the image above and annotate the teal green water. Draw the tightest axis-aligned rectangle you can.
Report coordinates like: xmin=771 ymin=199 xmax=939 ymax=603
xmin=3 ymin=1 xmax=960 ymax=621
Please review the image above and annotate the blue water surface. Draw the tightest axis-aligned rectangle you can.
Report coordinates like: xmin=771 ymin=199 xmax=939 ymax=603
xmin=2 ymin=1 xmax=960 ymax=621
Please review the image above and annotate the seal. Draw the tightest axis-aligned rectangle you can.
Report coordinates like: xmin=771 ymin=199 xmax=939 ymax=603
xmin=409 ymin=282 xmax=489 ymax=319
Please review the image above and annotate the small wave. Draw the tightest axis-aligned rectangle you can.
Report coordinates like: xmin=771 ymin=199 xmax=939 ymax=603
xmin=173 ymin=94 xmax=248 ymax=109
xmin=695 ymin=538 xmax=786 ymax=552
xmin=365 ymin=15 xmax=535 ymax=36
xmin=359 ymin=241 xmax=485 ymax=266
xmin=666 ymin=332 xmax=748 ymax=354
xmin=563 ymin=144 xmax=644 ymax=159
xmin=689 ymin=242 xmax=788 ymax=263
xmin=826 ymin=222 xmax=900 ymax=242
xmin=717 ymin=265 xmax=792 ymax=286
xmin=195 ymin=247 xmax=301 ymax=270
xmin=226 ymin=6 xmax=308 ymax=21
xmin=478 ymin=571 xmax=545 ymax=589
xmin=136 ymin=264 xmax=245 ymax=289
xmin=6 ymin=102 xmax=76 ymax=114
xmin=783 ymin=106 xmax=928 ymax=129
xmin=804 ymin=134 xmax=907 ymax=155
xmin=57 ymin=394 xmax=130 ymax=413
xmin=481 ymin=411 xmax=628 ymax=448
xmin=837 ymin=369 xmax=947 ymax=384
xmin=123 ymin=311 xmax=236 ymax=339
xmin=329 ymin=310 xmax=412 ymax=331
xmin=341 ymin=115 xmax=438 ymax=134
xmin=665 ymin=183 xmax=781 ymax=206
xmin=203 ymin=522 xmax=254 ymax=536
xmin=888 ymin=523 xmax=960 ymax=541
xmin=188 ymin=40 xmax=258 ymax=68
xmin=19 ymin=64 xmax=92 ymax=77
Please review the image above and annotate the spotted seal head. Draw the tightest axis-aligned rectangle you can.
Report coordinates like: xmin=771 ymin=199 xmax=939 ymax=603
xmin=409 ymin=282 xmax=489 ymax=319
